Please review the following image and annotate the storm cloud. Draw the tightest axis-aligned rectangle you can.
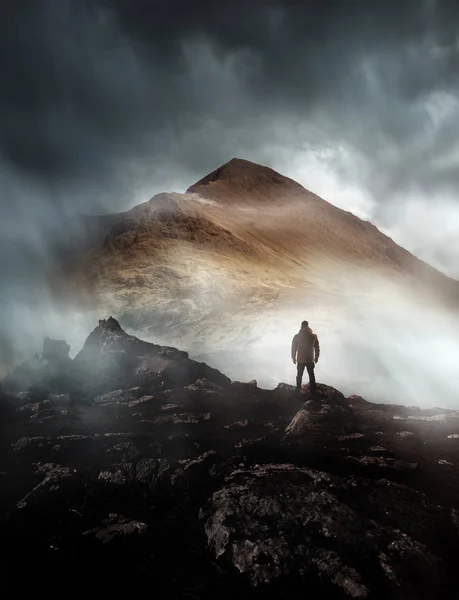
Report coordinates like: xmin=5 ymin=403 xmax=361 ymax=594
xmin=2 ymin=1 xmax=459 ymax=206
xmin=1 ymin=0 xmax=458 ymax=370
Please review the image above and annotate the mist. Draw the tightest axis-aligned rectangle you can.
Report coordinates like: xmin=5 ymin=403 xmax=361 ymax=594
xmin=185 ymin=272 xmax=459 ymax=409
xmin=105 ymin=243 xmax=458 ymax=411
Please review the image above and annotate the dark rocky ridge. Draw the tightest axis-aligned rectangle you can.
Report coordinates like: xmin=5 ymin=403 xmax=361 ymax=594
xmin=1 ymin=318 xmax=458 ymax=598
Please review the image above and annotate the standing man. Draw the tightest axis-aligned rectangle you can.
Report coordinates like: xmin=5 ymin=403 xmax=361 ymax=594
xmin=291 ymin=320 xmax=320 ymax=394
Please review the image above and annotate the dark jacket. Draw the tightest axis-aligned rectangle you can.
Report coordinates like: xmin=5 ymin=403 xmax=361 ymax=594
xmin=291 ymin=327 xmax=320 ymax=363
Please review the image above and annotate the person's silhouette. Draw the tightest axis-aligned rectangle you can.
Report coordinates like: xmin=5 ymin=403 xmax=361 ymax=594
xmin=291 ymin=320 xmax=320 ymax=394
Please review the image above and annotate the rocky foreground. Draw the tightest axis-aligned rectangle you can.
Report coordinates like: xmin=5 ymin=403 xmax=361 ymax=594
xmin=1 ymin=318 xmax=459 ymax=598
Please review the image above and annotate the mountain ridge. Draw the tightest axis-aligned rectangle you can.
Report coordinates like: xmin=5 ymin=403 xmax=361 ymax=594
xmin=57 ymin=157 xmax=459 ymax=291
xmin=61 ymin=158 xmax=459 ymax=288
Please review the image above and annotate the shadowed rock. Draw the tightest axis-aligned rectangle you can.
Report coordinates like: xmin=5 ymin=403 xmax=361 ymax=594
xmin=200 ymin=463 xmax=457 ymax=596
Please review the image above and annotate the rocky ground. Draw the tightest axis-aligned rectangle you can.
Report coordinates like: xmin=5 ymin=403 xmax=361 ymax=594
xmin=1 ymin=317 xmax=458 ymax=598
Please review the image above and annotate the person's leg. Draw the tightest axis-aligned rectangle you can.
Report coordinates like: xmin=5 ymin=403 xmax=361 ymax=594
xmin=306 ymin=363 xmax=316 ymax=395
xmin=296 ymin=363 xmax=306 ymax=390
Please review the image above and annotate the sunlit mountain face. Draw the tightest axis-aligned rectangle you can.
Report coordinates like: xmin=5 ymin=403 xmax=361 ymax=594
xmin=46 ymin=158 xmax=459 ymax=409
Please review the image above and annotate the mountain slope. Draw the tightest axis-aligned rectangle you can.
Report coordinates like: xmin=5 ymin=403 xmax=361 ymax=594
xmin=55 ymin=158 xmax=459 ymax=404
xmin=188 ymin=159 xmax=457 ymax=291
xmin=63 ymin=158 xmax=459 ymax=302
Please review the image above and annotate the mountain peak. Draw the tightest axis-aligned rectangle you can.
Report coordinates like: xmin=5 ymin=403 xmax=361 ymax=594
xmin=186 ymin=158 xmax=304 ymax=194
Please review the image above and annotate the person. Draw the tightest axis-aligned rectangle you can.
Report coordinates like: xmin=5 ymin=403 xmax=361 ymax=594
xmin=291 ymin=320 xmax=320 ymax=394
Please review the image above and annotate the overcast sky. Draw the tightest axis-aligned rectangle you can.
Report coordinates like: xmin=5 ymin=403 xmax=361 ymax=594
xmin=1 ymin=0 xmax=459 ymax=364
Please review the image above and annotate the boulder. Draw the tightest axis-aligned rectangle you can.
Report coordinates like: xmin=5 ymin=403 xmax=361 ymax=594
xmin=201 ymin=463 xmax=459 ymax=596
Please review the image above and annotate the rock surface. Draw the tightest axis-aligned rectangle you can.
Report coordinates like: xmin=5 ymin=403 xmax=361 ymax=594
xmin=1 ymin=318 xmax=459 ymax=597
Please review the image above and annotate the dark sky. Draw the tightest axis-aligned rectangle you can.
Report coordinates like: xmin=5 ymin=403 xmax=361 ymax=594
xmin=2 ymin=1 xmax=459 ymax=218
xmin=0 ymin=0 xmax=459 ymax=364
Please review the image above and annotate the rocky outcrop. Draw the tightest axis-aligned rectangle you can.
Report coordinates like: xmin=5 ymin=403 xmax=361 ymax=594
xmin=201 ymin=464 xmax=457 ymax=597
xmin=1 ymin=319 xmax=458 ymax=597
xmin=2 ymin=316 xmax=230 ymax=402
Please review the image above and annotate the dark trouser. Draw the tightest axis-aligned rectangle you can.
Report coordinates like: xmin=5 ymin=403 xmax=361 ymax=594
xmin=296 ymin=363 xmax=316 ymax=394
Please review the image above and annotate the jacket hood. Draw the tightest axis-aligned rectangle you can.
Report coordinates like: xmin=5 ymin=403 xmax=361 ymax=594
xmin=298 ymin=327 xmax=314 ymax=335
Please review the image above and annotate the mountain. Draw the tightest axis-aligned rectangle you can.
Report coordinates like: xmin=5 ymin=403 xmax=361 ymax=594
xmin=53 ymin=158 xmax=459 ymax=404
xmin=1 ymin=318 xmax=459 ymax=596
xmin=187 ymin=156 xmax=305 ymax=197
